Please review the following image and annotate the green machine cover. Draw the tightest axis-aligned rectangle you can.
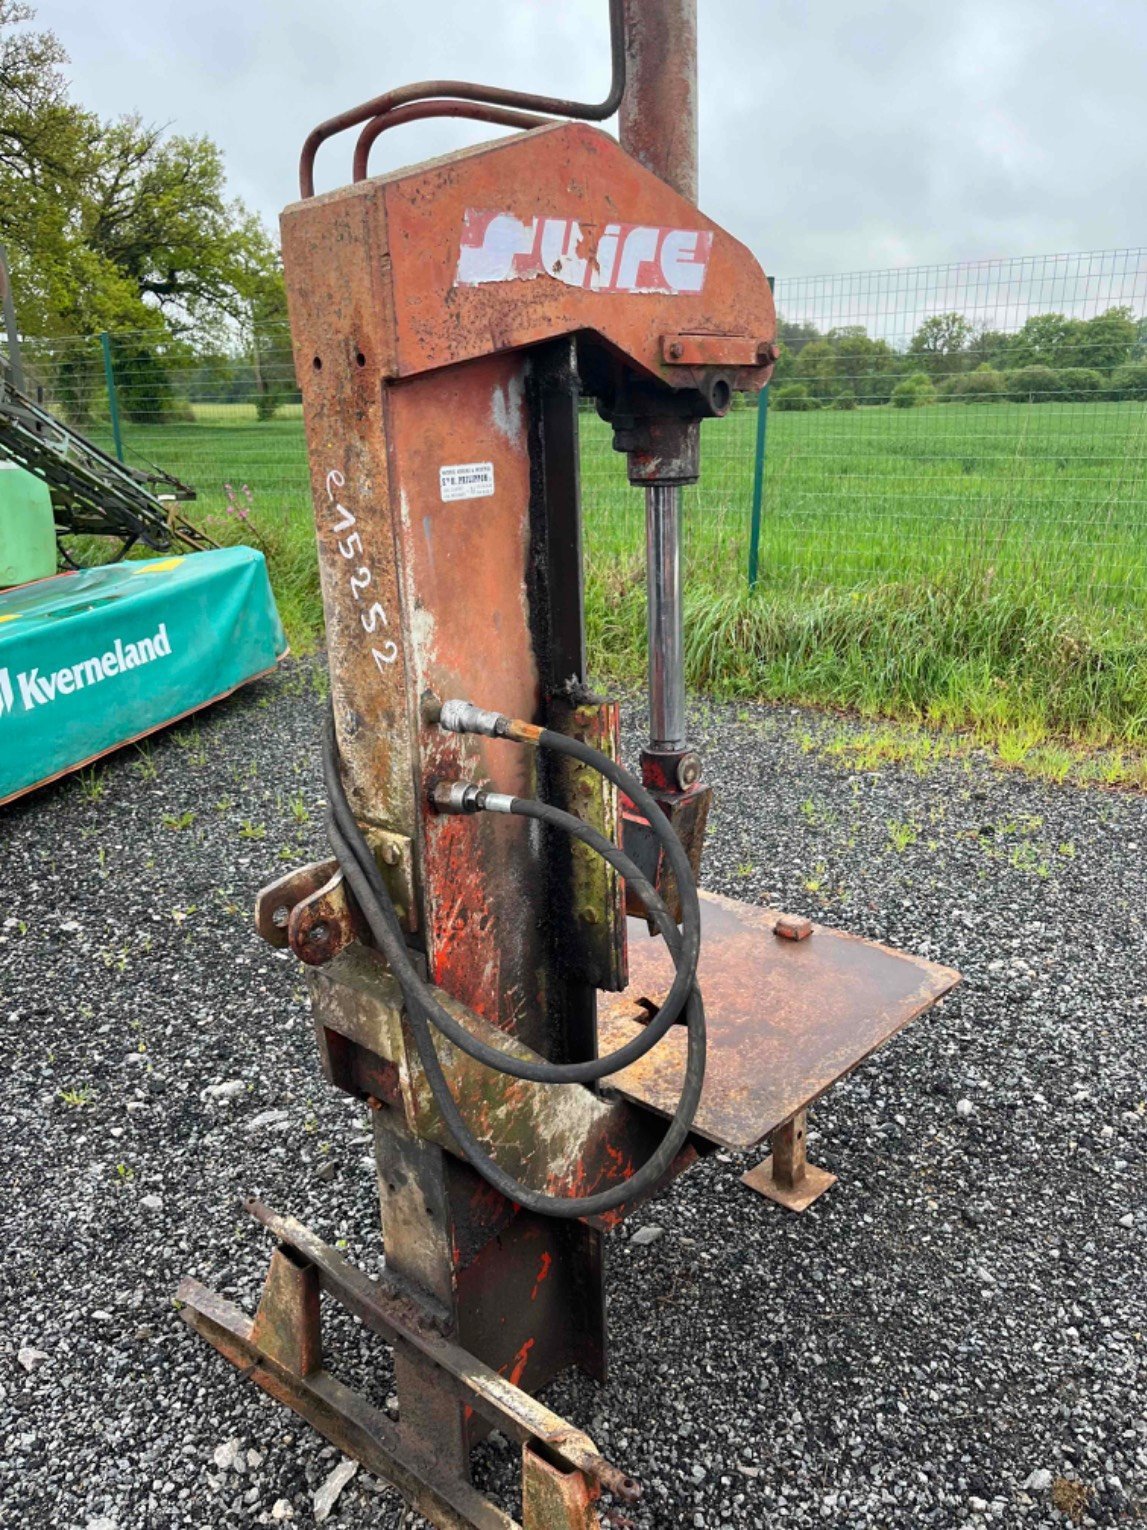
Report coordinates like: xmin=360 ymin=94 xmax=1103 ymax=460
xmin=0 ymin=463 xmax=56 ymax=587
xmin=0 ymin=546 xmax=287 ymax=804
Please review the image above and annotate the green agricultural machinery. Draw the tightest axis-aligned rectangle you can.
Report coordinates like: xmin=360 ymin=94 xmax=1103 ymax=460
xmin=0 ymin=245 xmax=287 ymax=804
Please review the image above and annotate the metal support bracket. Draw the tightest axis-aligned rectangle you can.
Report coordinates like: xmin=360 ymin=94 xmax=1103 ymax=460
xmin=741 ymin=1107 xmax=837 ymax=1213
xmin=254 ymin=837 xmax=416 ymax=967
xmin=177 ymin=1202 xmax=639 ymax=1529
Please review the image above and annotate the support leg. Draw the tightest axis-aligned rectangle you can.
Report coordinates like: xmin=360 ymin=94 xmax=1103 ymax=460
xmin=177 ymin=1207 xmax=631 ymax=1530
xmin=373 ymin=1109 xmax=607 ymax=1477
xmin=249 ymin=1246 xmax=323 ymax=1375
xmin=375 ymin=1124 xmax=472 ymax=1479
xmin=742 ymin=1107 xmax=837 ymax=1212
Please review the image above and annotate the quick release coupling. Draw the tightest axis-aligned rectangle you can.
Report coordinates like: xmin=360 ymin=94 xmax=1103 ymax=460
xmin=430 ymin=781 xmax=515 ymax=815
xmin=438 ymin=700 xmax=511 ymax=738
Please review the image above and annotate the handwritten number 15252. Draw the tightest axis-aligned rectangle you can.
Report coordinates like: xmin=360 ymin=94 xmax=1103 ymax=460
xmin=325 ymin=469 xmax=398 ymax=669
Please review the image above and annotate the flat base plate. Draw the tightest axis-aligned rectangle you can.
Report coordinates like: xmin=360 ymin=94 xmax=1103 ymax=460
xmin=597 ymin=890 xmax=959 ymax=1151
xmin=741 ymin=1156 xmax=838 ymax=1213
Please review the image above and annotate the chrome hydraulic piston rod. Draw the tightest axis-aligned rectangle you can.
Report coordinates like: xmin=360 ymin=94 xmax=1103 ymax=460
xmin=646 ymin=483 xmax=686 ymax=751
xmin=620 ymin=0 xmax=698 ymax=762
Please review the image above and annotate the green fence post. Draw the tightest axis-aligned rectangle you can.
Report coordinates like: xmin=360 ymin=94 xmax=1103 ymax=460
xmin=747 ymin=274 xmax=776 ymax=591
xmin=99 ymin=331 xmax=125 ymax=463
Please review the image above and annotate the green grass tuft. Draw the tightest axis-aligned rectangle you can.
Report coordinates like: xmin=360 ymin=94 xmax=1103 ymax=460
xmin=585 ymin=566 xmax=1147 ymax=745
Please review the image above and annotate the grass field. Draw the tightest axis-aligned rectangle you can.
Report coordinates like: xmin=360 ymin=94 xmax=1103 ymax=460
xmin=92 ymin=397 xmax=1147 ymax=749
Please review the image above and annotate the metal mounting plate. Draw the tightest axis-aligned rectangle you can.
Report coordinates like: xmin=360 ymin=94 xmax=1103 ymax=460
xmin=596 ymin=890 xmax=959 ymax=1150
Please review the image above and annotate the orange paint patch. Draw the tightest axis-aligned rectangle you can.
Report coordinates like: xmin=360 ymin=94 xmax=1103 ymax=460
xmin=530 ymin=1251 xmax=552 ymax=1301
xmin=508 ymin=1337 xmax=535 ymax=1390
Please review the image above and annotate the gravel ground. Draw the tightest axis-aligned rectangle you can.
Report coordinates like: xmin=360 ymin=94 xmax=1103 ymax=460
xmin=2 ymin=656 xmax=1144 ymax=1530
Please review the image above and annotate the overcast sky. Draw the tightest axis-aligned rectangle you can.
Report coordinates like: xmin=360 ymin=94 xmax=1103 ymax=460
xmin=39 ymin=0 xmax=1147 ymax=278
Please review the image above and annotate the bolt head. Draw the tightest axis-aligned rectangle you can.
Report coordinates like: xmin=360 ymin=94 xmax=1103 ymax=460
xmin=676 ymin=753 xmax=702 ymax=789
xmin=668 ymin=341 xmax=684 ymax=360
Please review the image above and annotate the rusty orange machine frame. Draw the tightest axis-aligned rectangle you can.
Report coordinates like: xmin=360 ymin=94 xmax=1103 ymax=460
xmin=177 ymin=9 xmax=958 ymax=1527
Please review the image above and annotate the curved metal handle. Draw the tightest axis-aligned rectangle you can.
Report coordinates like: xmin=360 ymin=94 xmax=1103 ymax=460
xmin=351 ymin=99 xmax=550 ymax=184
xmin=298 ymin=0 xmax=625 ymax=197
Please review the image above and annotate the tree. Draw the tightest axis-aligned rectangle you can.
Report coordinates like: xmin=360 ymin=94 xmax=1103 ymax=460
xmin=775 ymin=316 xmax=823 ymax=355
xmin=1058 ymin=368 xmax=1103 ymax=402
xmin=1066 ymin=308 xmax=1137 ymax=373
xmin=1003 ymin=313 xmax=1073 ymax=370
xmin=769 ymin=339 xmax=795 ymax=384
xmin=939 ymin=363 xmax=1005 ymax=404
xmin=243 ymin=261 xmax=296 ymax=420
xmin=830 ymin=330 xmax=899 ymax=404
xmin=792 ymin=339 xmax=840 ymax=401
xmin=907 ymin=313 xmax=973 ymax=378
xmin=772 ymin=383 xmax=817 ymax=411
xmin=0 ymin=3 xmax=282 ymax=353
xmin=964 ymin=326 xmax=1011 ymax=370
xmin=1107 ymin=361 xmax=1147 ymax=401
xmin=1004 ymin=365 xmax=1062 ymax=403
xmin=891 ymin=372 xmax=936 ymax=407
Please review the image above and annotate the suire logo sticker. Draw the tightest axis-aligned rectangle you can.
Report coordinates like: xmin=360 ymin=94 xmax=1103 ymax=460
xmin=455 ymin=210 xmax=713 ymax=295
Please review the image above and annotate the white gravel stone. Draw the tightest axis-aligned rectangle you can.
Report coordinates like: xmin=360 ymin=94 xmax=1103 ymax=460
xmin=245 ymin=1108 xmax=291 ymax=1132
xmin=212 ymin=1437 xmax=245 ymax=1472
xmin=203 ymin=1079 xmax=246 ymax=1101
xmin=313 ymin=1457 xmax=357 ymax=1522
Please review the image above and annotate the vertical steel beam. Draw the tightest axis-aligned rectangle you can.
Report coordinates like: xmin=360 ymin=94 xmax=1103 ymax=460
xmin=619 ymin=0 xmax=698 ymax=201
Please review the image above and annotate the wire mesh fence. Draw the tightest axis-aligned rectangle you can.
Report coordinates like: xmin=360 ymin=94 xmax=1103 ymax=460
xmin=9 ymin=247 xmax=1147 ymax=619
xmin=12 ymin=327 xmax=309 ymax=537
xmin=581 ymin=248 xmax=1147 ymax=615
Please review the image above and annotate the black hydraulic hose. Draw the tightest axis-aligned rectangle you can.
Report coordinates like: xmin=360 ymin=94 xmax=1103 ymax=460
xmin=322 ymin=713 xmax=699 ymax=1087
xmin=320 ymin=725 xmax=707 ymax=1218
xmin=324 ymin=807 xmax=706 ymax=1219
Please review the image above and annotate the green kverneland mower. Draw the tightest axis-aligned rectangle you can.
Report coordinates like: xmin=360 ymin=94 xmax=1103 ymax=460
xmin=0 ymin=246 xmax=286 ymax=805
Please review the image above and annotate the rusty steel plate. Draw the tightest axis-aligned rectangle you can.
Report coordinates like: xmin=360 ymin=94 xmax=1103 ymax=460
xmin=597 ymin=890 xmax=960 ymax=1150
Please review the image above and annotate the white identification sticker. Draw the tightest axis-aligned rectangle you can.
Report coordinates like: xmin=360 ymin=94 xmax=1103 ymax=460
xmin=439 ymin=462 xmax=495 ymax=502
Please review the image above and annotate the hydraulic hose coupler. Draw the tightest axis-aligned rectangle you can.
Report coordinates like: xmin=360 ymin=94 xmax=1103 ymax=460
xmin=431 ymin=781 xmax=514 ymax=815
xmin=438 ymin=700 xmax=511 ymax=738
